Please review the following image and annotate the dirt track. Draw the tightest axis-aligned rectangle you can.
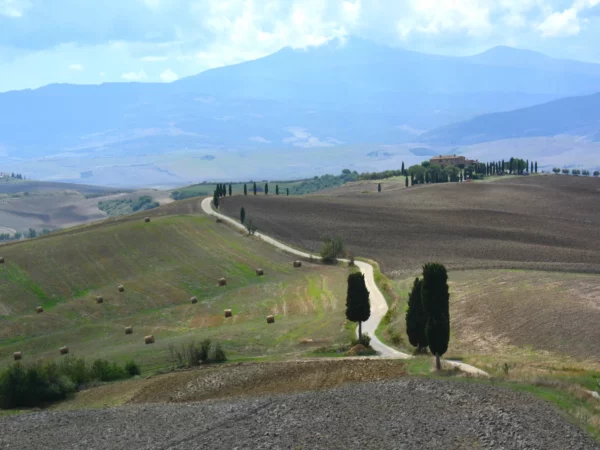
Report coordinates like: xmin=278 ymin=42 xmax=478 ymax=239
xmin=1 ymin=377 xmax=597 ymax=449
xmin=221 ymin=176 xmax=600 ymax=276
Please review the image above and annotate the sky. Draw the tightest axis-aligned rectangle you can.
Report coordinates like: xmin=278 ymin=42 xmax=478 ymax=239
xmin=1 ymin=0 xmax=599 ymax=92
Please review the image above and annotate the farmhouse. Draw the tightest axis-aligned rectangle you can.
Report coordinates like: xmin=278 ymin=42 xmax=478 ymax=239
xmin=430 ymin=154 xmax=478 ymax=168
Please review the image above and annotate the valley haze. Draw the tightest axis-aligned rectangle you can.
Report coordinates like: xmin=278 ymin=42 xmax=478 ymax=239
xmin=1 ymin=38 xmax=600 ymax=188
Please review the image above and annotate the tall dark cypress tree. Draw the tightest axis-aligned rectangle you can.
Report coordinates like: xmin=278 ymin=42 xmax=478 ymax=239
xmin=229 ymin=184 xmax=232 ymax=196
xmin=422 ymin=263 xmax=450 ymax=370
xmin=253 ymin=182 xmax=257 ymax=195
xmin=378 ymin=183 xmax=382 ymax=192
xmin=240 ymin=207 xmax=245 ymax=224
xmin=535 ymin=161 xmax=538 ymax=173
xmin=264 ymin=183 xmax=269 ymax=195
xmin=406 ymin=277 xmax=428 ymax=353
xmin=405 ymin=176 xmax=409 ymax=187
xmin=401 ymin=161 xmax=405 ymax=175
xmin=244 ymin=184 xmax=248 ymax=196
xmin=276 ymin=185 xmax=279 ymax=195
xmin=286 ymin=188 xmax=289 ymax=196
xmin=345 ymin=272 xmax=371 ymax=343
xmin=213 ymin=191 xmax=219 ymax=209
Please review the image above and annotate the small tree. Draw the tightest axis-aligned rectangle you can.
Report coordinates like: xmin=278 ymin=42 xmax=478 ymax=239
xmin=535 ymin=161 xmax=538 ymax=173
xmin=406 ymin=277 xmax=428 ymax=353
xmin=422 ymin=263 xmax=450 ymax=370
xmin=346 ymin=272 xmax=371 ymax=344
xmin=377 ymin=183 xmax=381 ymax=193
xmin=286 ymin=188 xmax=289 ymax=196
xmin=244 ymin=184 xmax=247 ymax=195
xmin=552 ymin=167 xmax=560 ymax=174
xmin=276 ymin=185 xmax=279 ymax=195
xmin=213 ymin=191 xmax=219 ymax=209
xmin=228 ymin=184 xmax=232 ymax=196
xmin=240 ymin=207 xmax=245 ymax=224
xmin=401 ymin=161 xmax=405 ymax=174
xmin=253 ymin=182 xmax=257 ymax=195
xmin=594 ymin=171 xmax=600 ymax=177
xmin=405 ymin=176 xmax=409 ymax=187
xmin=264 ymin=183 xmax=269 ymax=195
xmin=245 ymin=218 xmax=257 ymax=235
xmin=320 ymin=236 xmax=344 ymax=263
xmin=28 ymin=228 xmax=37 ymax=239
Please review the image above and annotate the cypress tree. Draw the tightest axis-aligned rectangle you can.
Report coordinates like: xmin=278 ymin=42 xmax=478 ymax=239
xmin=244 ymin=184 xmax=247 ymax=196
xmin=401 ymin=161 xmax=405 ymax=174
xmin=286 ymin=188 xmax=289 ymax=196
xmin=422 ymin=263 xmax=450 ymax=370
xmin=229 ymin=184 xmax=232 ymax=196
xmin=345 ymin=272 xmax=371 ymax=343
xmin=253 ymin=182 xmax=257 ymax=195
xmin=535 ymin=161 xmax=538 ymax=173
xmin=264 ymin=183 xmax=269 ymax=195
xmin=406 ymin=277 xmax=428 ymax=353
xmin=213 ymin=191 xmax=219 ymax=209
xmin=405 ymin=176 xmax=409 ymax=187
xmin=378 ymin=183 xmax=381 ymax=192
xmin=276 ymin=185 xmax=279 ymax=195
xmin=240 ymin=207 xmax=245 ymax=224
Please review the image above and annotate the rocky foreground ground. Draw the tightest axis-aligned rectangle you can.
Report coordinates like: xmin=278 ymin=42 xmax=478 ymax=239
xmin=1 ymin=377 xmax=597 ymax=449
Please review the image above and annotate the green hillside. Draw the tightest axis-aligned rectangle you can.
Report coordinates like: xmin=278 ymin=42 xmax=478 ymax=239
xmin=0 ymin=199 xmax=351 ymax=372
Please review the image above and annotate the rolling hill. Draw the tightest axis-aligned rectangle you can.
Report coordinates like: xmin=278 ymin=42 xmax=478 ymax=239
xmin=0 ymin=198 xmax=351 ymax=371
xmin=422 ymin=92 xmax=600 ymax=145
xmin=2 ymin=38 xmax=600 ymax=186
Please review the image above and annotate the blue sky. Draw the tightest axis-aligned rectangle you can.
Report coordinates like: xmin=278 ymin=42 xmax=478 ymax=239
xmin=1 ymin=0 xmax=599 ymax=92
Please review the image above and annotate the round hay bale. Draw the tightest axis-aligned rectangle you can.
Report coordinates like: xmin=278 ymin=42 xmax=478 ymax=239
xmin=266 ymin=315 xmax=275 ymax=324
xmin=118 ymin=285 xmax=125 ymax=292
xmin=224 ymin=309 xmax=232 ymax=318
xmin=293 ymin=260 xmax=302 ymax=268
xmin=255 ymin=268 xmax=264 ymax=276
xmin=60 ymin=346 xmax=69 ymax=355
xmin=96 ymin=296 xmax=104 ymax=304
xmin=36 ymin=306 xmax=43 ymax=314
xmin=13 ymin=352 xmax=22 ymax=361
xmin=0 ymin=256 xmax=4 ymax=264
xmin=125 ymin=326 xmax=133 ymax=335
xmin=144 ymin=335 xmax=155 ymax=344
xmin=144 ymin=217 xmax=151 ymax=223
xmin=191 ymin=296 xmax=198 ymax=304
xmin=299 ymin=338 xmax=314 ymax=344
xmin=218 ymin=278 xmax=227 ymax=286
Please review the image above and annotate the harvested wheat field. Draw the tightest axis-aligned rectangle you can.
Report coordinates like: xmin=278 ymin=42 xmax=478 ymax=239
xmin=447 ymin=270 xmax=600 ymax=362
xmin=0 ymin=198 xmax=351 ymax=372
xmin=221 ymin=175 xmax=600 ymax=276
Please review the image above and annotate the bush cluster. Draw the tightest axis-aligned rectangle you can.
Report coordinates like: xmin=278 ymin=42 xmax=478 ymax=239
xmin=167 ymin=339 xmax=227 ymax=369
xmin=0 ymin=357 xmax=140 ymax=409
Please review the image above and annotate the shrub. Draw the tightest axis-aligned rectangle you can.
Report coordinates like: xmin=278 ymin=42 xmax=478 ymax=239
xmin=124 ymin=361 xmax=141 ymax=377
xmin=58 ymin=356 xmax=90 ymax=385
xmin=320 ymin=236 xmax=344 ymax=263
xmin=168 ymin=339 xmax=226 ymax=369
xmin=351 ymin=332 xmax=371 ymax=348
xmin=0 ymin=362 xmax=76 ymax=409
xmin=208 ymin=342 xmax=227 ymax=363
xmin=90 ymin=359 xmax=128 ymax=382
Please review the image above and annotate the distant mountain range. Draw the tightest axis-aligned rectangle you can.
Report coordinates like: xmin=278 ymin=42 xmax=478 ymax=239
xmin=421 ymin=92 xmax=600 ymax=145
xmin=1 ymin=37 xmax=599 ymax=185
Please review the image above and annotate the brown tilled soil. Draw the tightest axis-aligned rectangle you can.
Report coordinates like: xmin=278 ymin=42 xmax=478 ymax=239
xmin=221 ymin=175 xmax=600 ymax=277
xmin=2 ymin=370 xmax=598 ymax=449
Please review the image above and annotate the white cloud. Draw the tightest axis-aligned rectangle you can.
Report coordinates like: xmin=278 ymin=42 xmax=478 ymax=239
xmin=68 ymin=63 xmax=84 ymax=71
xmin=249 ymin=136 xmax=271 ymax=143
xmin=121 ymin=70 xmax=148 ymax=81
xmin=283 ymin=127 xmax=342 ymax=148
xmin=159 ymin=68 xmax=179 ymax=82
xmin=141 ymin=55 xmax=169 ymax=62
xmin=538 ymin=7 xmax=581 ymax=37
xmin=0 ymin=0 xmax=31 ymax=18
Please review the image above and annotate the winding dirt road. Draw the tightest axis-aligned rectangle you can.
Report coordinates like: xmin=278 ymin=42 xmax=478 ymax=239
xmin=201 ymin=197 xmax=486 ymax=375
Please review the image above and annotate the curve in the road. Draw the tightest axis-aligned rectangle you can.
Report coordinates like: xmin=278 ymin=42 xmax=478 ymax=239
xmin=201 ymin=197 xmax=487 ymax=376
